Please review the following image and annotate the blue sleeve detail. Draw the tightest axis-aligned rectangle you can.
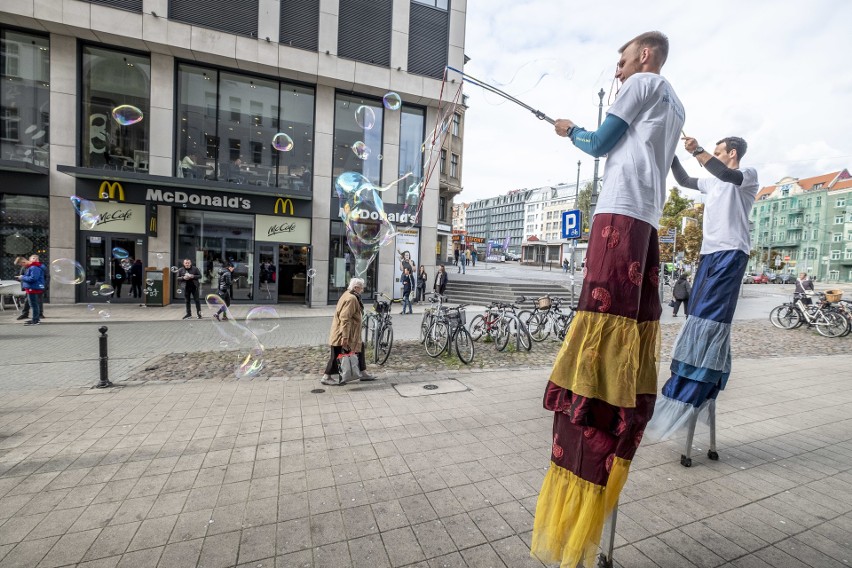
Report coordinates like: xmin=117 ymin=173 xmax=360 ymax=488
xmin=569 ymin=114 xmax=629 ymax=158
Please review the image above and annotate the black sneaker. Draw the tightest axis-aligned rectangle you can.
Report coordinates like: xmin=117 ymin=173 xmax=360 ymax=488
xmin=182 ymin=314 xmax=192 ymax=319
xmin=197 ymin=314 xmax=203 ymax=319
xmin=24 ymin=320 xmax=40 ymax=326
xmin=16 ymin=314 xmax=27 ymax=320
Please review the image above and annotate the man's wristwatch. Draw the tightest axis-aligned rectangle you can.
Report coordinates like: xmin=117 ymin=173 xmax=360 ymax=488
xmin=691 ymin=146 xmax=704 ymax=157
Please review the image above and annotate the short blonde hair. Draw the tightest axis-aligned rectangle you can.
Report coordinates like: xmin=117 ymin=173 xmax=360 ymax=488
xmin=348 ymin=277 xmax=365 ymax=291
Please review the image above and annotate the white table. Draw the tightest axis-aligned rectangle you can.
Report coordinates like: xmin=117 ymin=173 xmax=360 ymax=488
xmin=0 ymin=280 xmax=26 ymax=312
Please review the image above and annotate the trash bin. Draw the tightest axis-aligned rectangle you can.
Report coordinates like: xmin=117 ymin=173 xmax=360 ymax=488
xmin=145 ymin=267 xmax=171 ymax=307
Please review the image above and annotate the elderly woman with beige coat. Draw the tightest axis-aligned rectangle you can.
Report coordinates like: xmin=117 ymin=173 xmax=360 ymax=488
xmin=322 ymin=278 xmax=376 ymax=385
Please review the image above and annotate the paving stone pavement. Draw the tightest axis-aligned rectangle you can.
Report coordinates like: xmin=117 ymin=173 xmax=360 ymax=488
xmin=0 ymin=351 xmax=850 ymax=568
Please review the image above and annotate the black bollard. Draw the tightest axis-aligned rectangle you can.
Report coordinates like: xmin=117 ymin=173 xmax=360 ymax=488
xmin=96 ymin=326 xmax=113 ymax=388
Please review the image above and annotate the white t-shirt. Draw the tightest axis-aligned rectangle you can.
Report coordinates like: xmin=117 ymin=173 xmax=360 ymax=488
xmin=698 ymin=167 xmax=759 ymax=255
xmin=596 ymin=73 xmax=685 ymax=227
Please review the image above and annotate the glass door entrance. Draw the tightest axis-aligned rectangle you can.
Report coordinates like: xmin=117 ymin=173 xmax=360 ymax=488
xmin=82 ymin=234 xmax=146 ymax=303
xmin=254 ymin=243 xmax=311 ymax=304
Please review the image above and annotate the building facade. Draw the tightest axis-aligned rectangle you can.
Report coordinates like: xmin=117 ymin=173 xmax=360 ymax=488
xmin=0 ymin=0 xmax=466 ymax=306
xmin=465 ymin=189 xmax=534 ymax=255
xmin=435 ymin=95 xmax=466 ymax=263
xmin=750 ymin=169 xmax=852 ymax=282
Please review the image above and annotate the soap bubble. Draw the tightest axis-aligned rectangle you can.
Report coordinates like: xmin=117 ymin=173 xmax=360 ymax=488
xmin=120 ymin=259 xmax=132 ymax=271
xmin=272 ymin=132 xmax=294 ymax=152
xmin=306 ymin=268 xmax=317 ymax=280
xmin=112 ymin=247 xmax=129 ymax=259
xmin=351 ymin=141 xmax=370 ymax=160
xmin=86 ymin=304 xmax=95 ymax=312
xmin=336 ymin=172 xmax=395 ymax=277
xmin=98 ymin=284 xmax=115 ymax=297
xmin=156 ymin=253 xmax=163 ymax=259
xmin=355 ymin=105 xmax=376 ymax=130
xmin=382 ymin=92 xmax=402 ymax=111
xmin=170 ymin=266 xmax=180 ymax=273
xmin=92 ymin=291 xmax=100 ymax=297
xmin=50 ymin=259 xmax=85 ymax=285
xmin=70 ymin=196 xmax=100 ymax=229
xmin=235 ymin=341 xmax=265 ymax=379
xmin=245 ymin=306 xmax=280 ymax=336
xmin=111 ymin=104 xmax=143 ymax=126
xmin=176 ymin=288 xmax=183 ymax=295
xmin=98 ymin=309 xmax=111 ymax=319
xmin=114 ymin=273 xmax=122 ymax=280
xmin=145 ymin=279 xmax=153 ymax=286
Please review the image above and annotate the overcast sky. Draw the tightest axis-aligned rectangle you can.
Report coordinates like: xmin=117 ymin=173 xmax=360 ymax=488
xmin=455 ymin=0 xmax=852 ymax=203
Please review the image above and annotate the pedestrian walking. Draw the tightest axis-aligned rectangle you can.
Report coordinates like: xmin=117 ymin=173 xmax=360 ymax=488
xmin=415 ymin=265 xmax=428 ymax=302
xmin=177 ymin=258 xmax=203 ymax=319
xmin=562 ymin=258 xmax=569 ymax=273
xmin=400 ymin=268 xmax=413 ymax=314
xmin=794 ymin=272 xmax=814 ymax=304
xmin=129 ymin=259 xmax=143 ymax=298
xmin=671 ymin=273 xmax=691 ymax=316
xmin=17 ymin=255 xmax=46 ymax=326
xmin=453 ymin=248 xmax=459 ymax=266
xmin=531 ymin=31 xmax=684 ymax=568
xmin=646 ymin=134 xmax=759 ymax=444
xmin=457 ymin=250 xmax=466 ymax=274
xmin=433 ymin=264 xmax=448 ymax=296
xmin=213 ymin=263 xmax=234 ymax=321
xmin=470 ymin=249 xmax=477 ymax=267
xmin=322 ymin=278 xmax=375 ymax=385
xmin=111 ymin=257 xmax=126 ymax=298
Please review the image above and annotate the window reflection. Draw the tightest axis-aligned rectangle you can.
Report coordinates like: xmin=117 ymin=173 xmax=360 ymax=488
xmin=332 ymin=93 xmax=384 ymax=188
xmin=0 ymin=30 xmax=50 ymax=166
xmin=176 ymin=64 xmax=315 ymax=191
xmin=328 ymin=220 xmax=377 ymax=303
xmin=81 ymin=46 xmax=150 ymax=171
xmin=0 ymin=194 xmax=50 ymax=286
xmin=398 ymin=105 xmax=425 ymax=203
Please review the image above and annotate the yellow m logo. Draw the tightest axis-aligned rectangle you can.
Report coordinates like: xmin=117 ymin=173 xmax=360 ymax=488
xmin=99 ymin=181 xmax=125 ymax=201
xmin=274 ymin=198 xmax=294 ymax=216
xmin=149 ymin=217 xmax=157 ymax=232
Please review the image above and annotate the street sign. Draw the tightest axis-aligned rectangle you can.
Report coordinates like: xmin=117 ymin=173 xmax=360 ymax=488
xmin=667 ymin=228 xmax=676 ymax=237
xmin=562 ymin=209 xmax=582 ymax=240
xmin=659 ymin=237 xmax=675 ymax=243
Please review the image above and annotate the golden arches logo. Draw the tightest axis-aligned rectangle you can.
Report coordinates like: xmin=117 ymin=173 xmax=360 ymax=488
xmin=149 ymin=216 xmax=157 ymax=232
xmin=274 ymin=198 xmax=294 ymax=216
xmin=99 ymin=181 xmax=125 ymax=201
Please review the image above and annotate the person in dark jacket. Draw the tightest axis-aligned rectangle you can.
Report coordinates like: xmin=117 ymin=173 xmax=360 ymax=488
xmin=672 ymin=273 xmax=691 ymax=317
xmin=433 ymin=264 xmax=448 ymax=296
xmin=400 ymin=267 xmax=413 ymax=314
xmin=415 ymin=265 xmax=428 ymax=303
xmin=17 ymin=256 xmax=46 ymax=325
xmin=129 ymin=259 xmax=143 ymax=298
xmin=213 ymin=263 xmax=234 ymax=321
xmin=177 ymin=258 xmax=203 ymax=319
xmin=111 ymin=257 xmax=126 ymax=298
xmin=794 ymin=272 xmax=814 ymax=305
xmin=15 ymin=256 xmax=45 ymax=321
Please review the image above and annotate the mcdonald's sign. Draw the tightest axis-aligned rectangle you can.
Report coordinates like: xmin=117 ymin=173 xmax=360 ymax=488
xmin=99 ymin=181 xmax=126 ymax=201
xmin=147 ymin=203 xmax=158 ymax=237
xmin=274 ymin=198 xmax=294 ymax=216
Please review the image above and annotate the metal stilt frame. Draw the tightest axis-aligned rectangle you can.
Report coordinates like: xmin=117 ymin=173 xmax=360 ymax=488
xmin=595 ymin=503 xmax=619 ymax=568
xmin=680 ymin=399 xmax=719 ymax=467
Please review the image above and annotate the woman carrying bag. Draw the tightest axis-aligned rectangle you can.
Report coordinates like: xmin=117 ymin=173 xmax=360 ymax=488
xmin=322 ymin=278 xmax=376 ymax=385
xmin=415 ymin=265 xmax=428 ymax=303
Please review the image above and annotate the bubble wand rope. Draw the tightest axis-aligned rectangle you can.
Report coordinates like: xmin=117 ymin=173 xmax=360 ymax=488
xmin=445 ymin=65 xmax=556 ymax=125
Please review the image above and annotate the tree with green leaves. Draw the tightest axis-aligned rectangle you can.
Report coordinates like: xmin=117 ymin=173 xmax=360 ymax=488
xmin=659 ymin=187 xmax=704 ymax=265
xmin=574 ymin=182 xmax=593 ymax=233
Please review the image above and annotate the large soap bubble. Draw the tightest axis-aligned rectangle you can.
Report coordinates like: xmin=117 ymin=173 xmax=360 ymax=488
xmin=50 ymin=259 xmax=86 ymax=285
xmin=272 ymin=132 xmax=294 ymax=152
xmin=355 ymin=106 xmax=376 ymax=130
xmin=351 ymin=141 xmax=370 ymax=160
xmin=336 ymin=172 xmax=395 ymax=277
xmin=245 ymin=306 xmax=280 ymax=336
xmin=70 ymin=196 xmax=100 ymax=230
xmin=111 ymin=105 xmax=144 ymax=126
xmin=382 ymin=92 xmax=402 ymax=111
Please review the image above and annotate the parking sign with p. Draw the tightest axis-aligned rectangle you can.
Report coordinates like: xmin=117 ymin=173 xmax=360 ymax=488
xmin=562 ymin=209 xmax=582 ymax=240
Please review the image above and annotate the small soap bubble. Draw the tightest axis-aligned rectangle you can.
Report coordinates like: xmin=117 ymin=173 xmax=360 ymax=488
xmin=156 ymin=253 xmax=164 ymax=259
xmin=272 ymin=132 xmax=294 ymax=152
xmin=98 ymin=309 xmax=111 ymax=319
xmin=120 ymin=259 xmax=132 ymax=271
xmin=86 ymin=304 xmax=95 ymax=312
xmin=50 ymin=259 xmax=85 ymax=285
xmin=382 ymin=92 xmax=402 ymax=110
xmin=235 ymin=342 xmax=265 ymax=379
xmin=111 ymin=104 xmax=144 ymax=126
xmin=170 ymin=266 xmax=180 ymax=273
xmin=354 ymin=105 xmax=376 ymax=130
xmin=112 ymin=247 xmax=129 ymax=259
xmin=176 ymin=288 xmax=183 ymax=295
xmin=92 ymin=291 xmax=100 ymax=297
xmin=306 ymin=268 xmax=317 ymax=280
xmin=98 ymin=284 xmax=115 ymax=297
xmin=351 ymin=141 xmax=370 ymax=160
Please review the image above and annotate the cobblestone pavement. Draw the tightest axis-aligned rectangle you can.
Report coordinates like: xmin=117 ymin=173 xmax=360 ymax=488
xmin=0 ymin=355 xmax=849 ymax=568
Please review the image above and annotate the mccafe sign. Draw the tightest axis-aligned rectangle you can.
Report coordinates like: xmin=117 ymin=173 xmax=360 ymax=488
xmin=255 ymin=215 xmax=311 ymax=244
xmin=81 ymin=201 xmax=146 ymax=234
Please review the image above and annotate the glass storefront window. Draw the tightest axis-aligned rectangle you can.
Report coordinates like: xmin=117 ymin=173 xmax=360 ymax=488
xmin=332 ymin=93 xmax=383 ymax=188
xmin=0 ymin=194 xmax=50 ymax=285
xmin=398 ymin=105 xmax=425 ymax=203
xmin=0 ymin=30 xmax=50 ymax=166
xmin=175 ymin=64 xmax=315 ymax=191
xmin=81 ymin=46 xmax=150 ymax=171
xmin=175 ymin=209 xmax=255 ymax=301
xmin=328 ymin=221 xmax=377 ymax=303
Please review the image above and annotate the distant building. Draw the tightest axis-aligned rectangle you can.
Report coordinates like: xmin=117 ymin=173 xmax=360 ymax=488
xmin=436 ymin=96 xmax=468 ymax=263
xmin=750 ymin=169 xmax=852 ymax=282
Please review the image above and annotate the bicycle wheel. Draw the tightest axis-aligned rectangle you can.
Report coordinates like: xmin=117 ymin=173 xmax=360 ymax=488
xmin=769 ymin=305 xmax=800 ymax=330
xmin=814 ymin=310 xmax=848 ymax=338
xmin=495 ymin=319 xmax=510 ymax=351
xmin=516 ymin=319 xmax=533 ymax=351
xmin=419 ymin=312 xmax=432 ymax=343
xmin=469 ymin=314 xmax=486 ymax=341
xmin=425 ymin=321 xmax=449 ymax=357
xmin=376 ymin=325 xmax=393 ymax=365
xmin=454 ymin=326 xmax=475 ymax=364
xmin=527 ymin=312 xmax=550 ymax=342
xmin=517 ymin=310 xmax=535 ymax=326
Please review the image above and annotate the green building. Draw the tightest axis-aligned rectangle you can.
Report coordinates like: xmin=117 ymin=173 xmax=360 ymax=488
xmin=750 ymin=169 xmax=852 ymax=282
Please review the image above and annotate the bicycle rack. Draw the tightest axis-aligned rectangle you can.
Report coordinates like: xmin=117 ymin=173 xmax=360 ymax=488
xmin=680 ymin=400 xmax=718 ymax=468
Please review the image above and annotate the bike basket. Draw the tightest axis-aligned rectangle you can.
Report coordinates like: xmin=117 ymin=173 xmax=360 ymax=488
xmin=825 ymin=290 xmax=843 ymax=303
xmin=535 ymin=296 xmax=552 ymax=310
xmin=448 ymin=309 xmax=467 ymax=325
xmin=374 ymin=301 xmax=390 ymax=314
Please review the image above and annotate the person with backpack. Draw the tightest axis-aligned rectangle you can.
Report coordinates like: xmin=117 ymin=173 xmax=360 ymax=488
xmin=213 ymin=263 xmax=234 ymax=321
xmin=671 ymin=273 xmax=691 ymax=317
xmin=17 ymin=255 xmax=46 ymax=326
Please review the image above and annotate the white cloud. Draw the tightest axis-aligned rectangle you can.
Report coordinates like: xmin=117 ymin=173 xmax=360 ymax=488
xmin=458 ymin=0 xmax=852 ymax=201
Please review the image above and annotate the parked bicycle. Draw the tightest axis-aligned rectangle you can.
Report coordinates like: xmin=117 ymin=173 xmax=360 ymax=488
xmin=769 ymin=291 xmax=849 ymax=338
xmin=423 ymin=302 xmax=475 ymax=364
xmin=419 ymin=294 xmax=445 ymax=344
xmin=518 ymin=295 xmax=577 ymax=342
xmin=362 ymin=292 xmax=394 ymax=365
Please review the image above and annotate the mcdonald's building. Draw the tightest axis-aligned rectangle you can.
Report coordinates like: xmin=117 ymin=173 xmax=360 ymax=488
xmin=0 ymin=1 xmax=467 ymax=307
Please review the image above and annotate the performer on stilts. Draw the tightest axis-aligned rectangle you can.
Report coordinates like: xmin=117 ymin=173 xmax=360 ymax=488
xmin=530 ymin=31 xmax=684 ymax=568
xmin=645 ymin=136 xmax=758 ymax=442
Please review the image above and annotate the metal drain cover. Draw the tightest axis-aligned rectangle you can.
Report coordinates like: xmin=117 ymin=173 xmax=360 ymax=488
xmin=310 ymin=388 xmax=326 ymax=394
xmin=394 ymin=379 xmax=469 ymax=397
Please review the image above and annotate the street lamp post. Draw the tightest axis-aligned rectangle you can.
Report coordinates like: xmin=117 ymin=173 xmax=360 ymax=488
xmin=590 ymin=88 xmax=605 ymax=220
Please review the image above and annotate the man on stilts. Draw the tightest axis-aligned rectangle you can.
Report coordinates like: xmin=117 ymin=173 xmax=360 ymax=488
xmin=645 ymin=136 xmax=758 ymax=442
xmin=531 ymin=31 xmax=684 ymax=568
